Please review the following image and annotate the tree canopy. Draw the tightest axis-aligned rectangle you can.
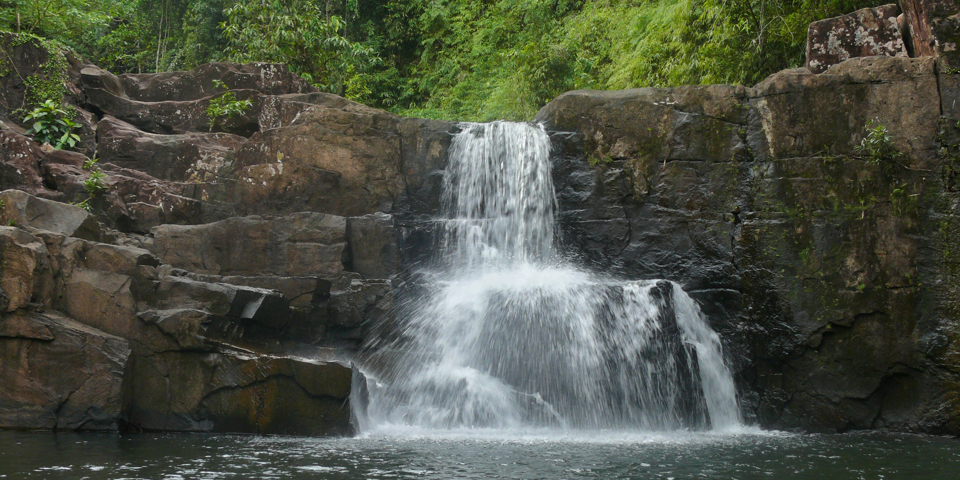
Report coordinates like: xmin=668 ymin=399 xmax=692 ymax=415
xmin=1 ymin=0 xmax=889 ymax=121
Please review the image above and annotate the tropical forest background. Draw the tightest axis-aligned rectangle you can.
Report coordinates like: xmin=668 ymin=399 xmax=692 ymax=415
xmin=0 ymin=0 xmax=889 ymax=121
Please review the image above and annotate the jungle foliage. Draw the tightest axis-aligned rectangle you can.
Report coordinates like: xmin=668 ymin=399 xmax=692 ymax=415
xmin=1 ymin=0 xmax=889 ymax=121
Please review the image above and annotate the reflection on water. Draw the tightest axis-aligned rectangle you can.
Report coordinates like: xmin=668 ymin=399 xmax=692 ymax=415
xmin=1 ymin=429 xmax=958 ymax=479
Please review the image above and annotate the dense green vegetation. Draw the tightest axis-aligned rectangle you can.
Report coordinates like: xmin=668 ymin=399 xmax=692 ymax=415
xmin=1 ymin=0 xmax=887 ymax=121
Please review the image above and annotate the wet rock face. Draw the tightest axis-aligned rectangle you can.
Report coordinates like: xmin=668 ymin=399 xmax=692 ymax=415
xmin=125 ymin=351 xmax=353 ymax=435
xmin=536 ymin=55 xmax=960 ymax=435
xmin=806 ymin=4 xmax=907 ymax=74
xmin=0 ymin=312 xmax=129 ymax=430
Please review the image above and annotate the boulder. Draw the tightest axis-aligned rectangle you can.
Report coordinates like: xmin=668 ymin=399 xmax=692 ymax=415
xmin=397 ymin=117 xmax=457 ymax=214
xmin=118 ymin=62 xmax=315 ymax=102
xmin=231 ymin=98 xmax=455 ymax=218
xmin=38 ymin=151 xmax=216 ymax=233
xmin=0 ymin=227 xmax=52 ymax=312
xmin=155 ymin=275 xmax=287 ymax=321
xmin=752 ymin=56 xmax=939 ymax=163
xmin=255 ymin=92 xmax=352 ymax=131
xmin=0 ymin=131 xmax=47 ymax=195
xmin=135 ymin=309 xmax=217 ymax=351
xmin=0 ymin=116 xmax=26 ymax=135
xmin=81 ymin=64 xmax=315 ymax=137
xmin=80 ymin=66 xmax=259 ymax=136
xmin=0 ymin=34 xmax=98 ymax=155
xmin=901 ymin=0 xmax=960 ymax=69
xmin=0 ymin=312 xmax=129 ymax=430
xmin=0 ymin=189 xmax=103 ymax=240
xmin=535 ymin=85 xmax=751 ymax=199
xmin=229 ymin=101 xmax=405 ymax=217
xmin=805 ymin=4 xmax=907 ymax=74
xmin=0 ymin=33 xmax=84 ymax=120
xmin=216 ymin=275 xmax=329 ymax=310
xmin=94 ymin=165 xmax=208 ymax=231
xmin=96 ymin=116 xmax=246 ymax=183
xmin=62 ymin=268 xmax=142 ymax=339
xmin=150 ymin=213 xmax=347 ymax=277
xmin=123 ymin=351 xmax=353 ymax=435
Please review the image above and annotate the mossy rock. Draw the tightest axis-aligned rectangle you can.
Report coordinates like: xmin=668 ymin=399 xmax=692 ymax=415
xmin=0 ymin=32 xmax=80 ymax=121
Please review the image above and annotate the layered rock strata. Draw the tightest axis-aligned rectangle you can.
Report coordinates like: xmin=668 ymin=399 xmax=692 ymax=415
xmin=0 ymin=34 xmax=445 ymax=435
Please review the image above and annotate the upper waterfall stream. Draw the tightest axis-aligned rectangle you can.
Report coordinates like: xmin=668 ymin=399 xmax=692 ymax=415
xmin=356 ymin=121 xmax=740 ymax=432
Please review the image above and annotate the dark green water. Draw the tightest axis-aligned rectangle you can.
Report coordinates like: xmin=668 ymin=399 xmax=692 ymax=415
xmin=1 ymin=428 xmax=958 ymax=479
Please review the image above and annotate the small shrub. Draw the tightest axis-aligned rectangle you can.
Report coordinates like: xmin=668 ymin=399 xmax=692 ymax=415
xmin=73 ymin=198 xmax=92 ymax=212
xmin=206 ymin=80 xmax=252 ymax=132
xmin=84 ymin=170 xmax=107 ymax=196
xmin=23 ymin=100 xmax=81 ymax=149
xmin=855 ymin=119 xmax=901 ymax=174
xmin=82 ymin=157 xmax=99 ymax=171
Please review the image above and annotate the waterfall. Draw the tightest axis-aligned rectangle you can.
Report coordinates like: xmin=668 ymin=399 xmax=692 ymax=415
xmin=356 ymin=121 xmax=740 ymax=432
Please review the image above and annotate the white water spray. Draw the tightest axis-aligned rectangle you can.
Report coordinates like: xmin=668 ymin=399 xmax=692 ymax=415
xmin=356 ymin=121 xmax=739 ymax=432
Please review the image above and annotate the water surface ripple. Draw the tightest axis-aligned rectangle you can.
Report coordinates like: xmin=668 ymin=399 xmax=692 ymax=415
xmin=2 ymin=430 xmax=958 ymax=479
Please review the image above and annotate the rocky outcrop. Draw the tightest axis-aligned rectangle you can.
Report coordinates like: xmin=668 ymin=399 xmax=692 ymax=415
xmin=227 ymin=98 xmax=455 ymax=218
xmin=150 ymin=212 xmax=347 ymax=277
xmin=0 ymin=189 xmax=103 ymax=241
xmin=0 ymin=312 xmax=129 ymax=430
xmin=0 ymin=131 xmax=47 ymax=195
xmin=806 ymin=4 xmax=907 ymax=73
xmin=96 ymin=116 xmax=246 ymax=183
xmin=80 ymin=63 xmax=315 ymax=136
xmin=0 ymin=188 xmax=401 ymax=435
xmin=117 ymin=62 xmax=315 ymax=102
xmin=536 ymin=54 xmax=960 ymax=434
xmin=125 ymin=350 xmax=352 ymax=435
xmin=0 ymin=31 xmax=439 ymax=437
xmin=6 ymin=9 xmax=957 ymax=438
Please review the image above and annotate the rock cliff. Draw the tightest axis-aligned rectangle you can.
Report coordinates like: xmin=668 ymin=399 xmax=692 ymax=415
xmin=0 ymin=33 xmax=453 ymax=436
xmin=536 ymin=55 xmax=959 ymax=434
xmin=3 ymin=1 xmax=960 ymax=437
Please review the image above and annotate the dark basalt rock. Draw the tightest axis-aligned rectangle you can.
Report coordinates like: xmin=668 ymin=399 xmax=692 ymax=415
xmin=124 ymin=351 xmax=352 ymax=435
xmin=536 ymin=55 xmax=960 ymax=435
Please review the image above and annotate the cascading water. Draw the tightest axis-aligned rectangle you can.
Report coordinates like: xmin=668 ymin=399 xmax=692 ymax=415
xmin=355 ymin=121 xmax=740 ymax=432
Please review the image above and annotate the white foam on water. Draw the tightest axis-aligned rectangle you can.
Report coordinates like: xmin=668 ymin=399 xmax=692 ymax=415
xmin=356 ymin=121 xmax=741 ymax=435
